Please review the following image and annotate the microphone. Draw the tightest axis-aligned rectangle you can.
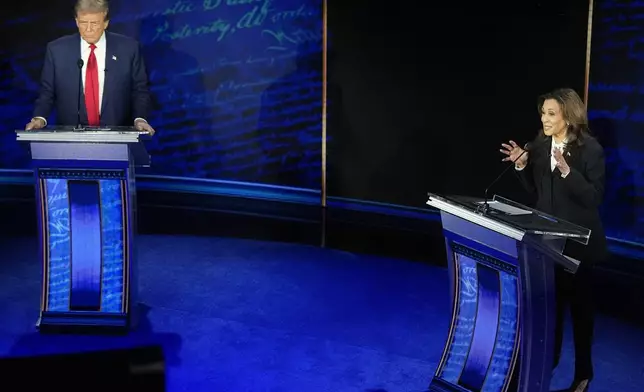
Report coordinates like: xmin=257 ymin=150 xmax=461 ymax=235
xmin=75 ymin=58 xmax=84 ymax=131
xmin=480 ymin=137 xmax=548 ymax=213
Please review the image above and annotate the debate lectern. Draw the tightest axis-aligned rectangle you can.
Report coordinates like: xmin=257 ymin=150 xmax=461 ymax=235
xmin=15 ymin=126 xmax=151 ymax=332
xmin=426 ymin=193 xmax=590 ymax=392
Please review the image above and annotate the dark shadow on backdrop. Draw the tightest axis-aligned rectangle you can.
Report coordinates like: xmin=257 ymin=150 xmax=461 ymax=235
xmin=0 ymin=22 xmax=49 ymax=168
xmin=134 ymin=15 xmax=214 ymax=178
xmin=324 ymin=47 xmax=354 ymax=197
xmin=591 ymin=118 xmax=636 ymax=241
xmin=257 ymin=41 xmax=323 ymax=190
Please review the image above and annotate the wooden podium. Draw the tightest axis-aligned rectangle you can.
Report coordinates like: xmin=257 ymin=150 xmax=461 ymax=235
xmin=426 ymin=193 xmax=590 ymax=392
xmin=15 ymin=126 xmax=150 ymax=332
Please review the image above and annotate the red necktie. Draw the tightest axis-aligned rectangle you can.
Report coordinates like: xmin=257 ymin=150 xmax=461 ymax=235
xmin=85 ymin=44 xmax=100 ymax=126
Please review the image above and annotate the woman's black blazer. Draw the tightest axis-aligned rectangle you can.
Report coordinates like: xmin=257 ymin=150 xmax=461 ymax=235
xmin=516 ymin=135 xmax=608 ymax=263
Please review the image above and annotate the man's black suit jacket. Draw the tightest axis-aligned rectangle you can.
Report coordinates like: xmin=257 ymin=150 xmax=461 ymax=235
xmin=32 ymin=32 xmax=150 ymax=126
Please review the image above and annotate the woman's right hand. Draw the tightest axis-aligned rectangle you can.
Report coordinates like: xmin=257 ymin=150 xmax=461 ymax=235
xmin=500 ymin=140 xmax=528 ymax=168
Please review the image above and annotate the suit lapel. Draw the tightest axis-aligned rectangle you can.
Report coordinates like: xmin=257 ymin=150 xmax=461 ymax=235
xmin=101 ymin=33 xmax=111 ymax=121
xmin=565 ymin=143 xmax=581 ymax=172
xmin=74 ymin=34 xmax=88 ymax=124
xmin=541 ymin=137 xmax=553 ymax=177
xmin=75 ymin=33 xmax=82 ymax=64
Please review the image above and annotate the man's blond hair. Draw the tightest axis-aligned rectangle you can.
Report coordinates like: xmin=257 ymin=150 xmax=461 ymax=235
xmin=75 ymin=0 xmax=109 ymax=20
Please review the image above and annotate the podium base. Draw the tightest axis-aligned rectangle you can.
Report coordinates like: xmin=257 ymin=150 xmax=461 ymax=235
xmin=429 ymin=377 xmax=470 ymax=392
xmin=36 ymin=309 xmax=136 ymax=335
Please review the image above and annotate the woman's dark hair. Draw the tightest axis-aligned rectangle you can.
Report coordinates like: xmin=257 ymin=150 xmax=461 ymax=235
xmin=535 ymin=88 xmax=592 ymax=148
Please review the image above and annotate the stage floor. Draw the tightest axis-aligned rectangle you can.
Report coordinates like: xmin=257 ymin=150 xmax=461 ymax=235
xmin=0 ymin=234 xmax=642 ymax=391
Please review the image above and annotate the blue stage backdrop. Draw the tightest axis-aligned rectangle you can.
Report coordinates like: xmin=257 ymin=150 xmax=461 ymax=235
xmin=0 ymin=0 xmax=324 ymax=190
xmin=586 ymin=0 xmax=644 ymax=246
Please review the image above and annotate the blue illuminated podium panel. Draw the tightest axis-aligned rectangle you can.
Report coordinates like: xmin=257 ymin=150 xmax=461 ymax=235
xmin=38 ymin=170 xmax=131 ymax=318
xmin=16 ymin=127 xmax=149 ymax=332
xmin=435 ymin=237 xmax=520 ymax=392
xmin=427 ymin=193 xmax=590 ymax=392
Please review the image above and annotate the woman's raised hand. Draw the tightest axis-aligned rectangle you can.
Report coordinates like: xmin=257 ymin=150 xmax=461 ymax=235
xmin=500 ymin=140 xmax=528 ymax=168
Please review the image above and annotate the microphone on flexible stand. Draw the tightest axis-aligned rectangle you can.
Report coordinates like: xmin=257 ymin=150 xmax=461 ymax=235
xmin=74 ymin=58 xmax=84 ymax=131
xmin=480 ymin=137 xmax=548 ymax=214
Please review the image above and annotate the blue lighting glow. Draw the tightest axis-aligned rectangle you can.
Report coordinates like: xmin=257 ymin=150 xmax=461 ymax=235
xmin=39 ymin=170 xmax=128 ymax=315
xmin=43 ymin=178 xmax=71 ymax=312
xmin=99 ymin=179 xmax=126 ymax=313
xmin=435 ymin=242 xmax=520 ymax=391
xmin=68 ymin=180 xmax=103 ymax=311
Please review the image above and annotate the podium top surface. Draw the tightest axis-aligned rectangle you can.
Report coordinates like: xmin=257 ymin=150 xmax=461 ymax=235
xmin=16 ymin=126 xmax=150 ymax=143
xmin=427 ymin=192 xmax=591 ymax=244
xmin=15 ymin=126 xmax=151 ymax=166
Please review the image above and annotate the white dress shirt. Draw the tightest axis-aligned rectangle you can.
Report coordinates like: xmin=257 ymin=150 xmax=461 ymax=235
xmin=550 ymin=138 xmax=567 ymax=175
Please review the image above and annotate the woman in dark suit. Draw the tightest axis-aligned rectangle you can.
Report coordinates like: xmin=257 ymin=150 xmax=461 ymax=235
xmin=500 ymin=88 xmax=607 ymax=392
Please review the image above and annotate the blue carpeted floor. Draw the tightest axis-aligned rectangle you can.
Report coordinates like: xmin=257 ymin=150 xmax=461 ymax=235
xmin=0 ymin=235 xmax=642 ymax=391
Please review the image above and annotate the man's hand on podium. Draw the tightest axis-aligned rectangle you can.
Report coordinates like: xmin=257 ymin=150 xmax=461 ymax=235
xmin=134 ymin=119 xmax=155 ymax=135
xmin=25 ymin=118 xmax=45 ymax=130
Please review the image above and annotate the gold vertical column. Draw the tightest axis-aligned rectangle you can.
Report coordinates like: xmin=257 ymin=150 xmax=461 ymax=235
xmin=584 ymin=0 xmax=594 ymax=107
xmin=321 ymin=0 xmax=328 ymax=207
xmin=320 ymin=0 xmax=328 ymax=247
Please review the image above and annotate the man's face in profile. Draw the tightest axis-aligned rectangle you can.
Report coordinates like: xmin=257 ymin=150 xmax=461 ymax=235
xmin=76 ymin=11 xmax=109 ymax=44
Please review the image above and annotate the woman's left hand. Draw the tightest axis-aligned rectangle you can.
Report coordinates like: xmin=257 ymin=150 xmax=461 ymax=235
xmin=553 ymin=148 xmax=570 ymax=176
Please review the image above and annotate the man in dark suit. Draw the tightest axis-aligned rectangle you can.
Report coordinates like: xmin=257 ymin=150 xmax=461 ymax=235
xmin=26 ymin=0 xmax=155 ymax=135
